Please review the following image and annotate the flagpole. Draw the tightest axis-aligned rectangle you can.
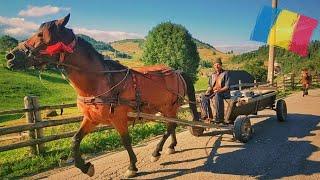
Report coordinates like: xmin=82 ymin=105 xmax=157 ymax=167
xmin=267 ymin=0 xmax=278 ymax=85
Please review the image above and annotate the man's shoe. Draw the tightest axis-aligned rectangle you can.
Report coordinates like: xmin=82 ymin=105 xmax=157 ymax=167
xmin=201 ymin=115 xmax=208 ymax=120
xmin=213 ymin=119 xmax=224 ymax=124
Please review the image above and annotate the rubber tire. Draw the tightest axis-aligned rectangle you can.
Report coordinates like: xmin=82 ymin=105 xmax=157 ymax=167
xmin=188 ymin=126 xmax=204 ymax=137
xmin=276 ymin=99 xmax=287 ymax=122
xmin=233 ymin=115 xmax=252 ymax=143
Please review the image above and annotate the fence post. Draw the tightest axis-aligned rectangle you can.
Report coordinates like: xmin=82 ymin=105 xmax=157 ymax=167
xmin=254 ymin=79 xmax=257 ymax=88
xmin=32 ymin=97 xmax=45 ymax=154
xmin=24 ymin=96 xmax=37 ymax=155
xmin=291 ymin=73 xmax=295 ymax=89
xmin=239 ymin=80 xmax=242 ymax=90
xmin=282 ymin=75 xmax=286 ymax=91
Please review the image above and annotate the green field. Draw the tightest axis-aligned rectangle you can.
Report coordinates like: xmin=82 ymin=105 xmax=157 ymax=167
xmin=0 ymin=52 xmax=76 ymax=111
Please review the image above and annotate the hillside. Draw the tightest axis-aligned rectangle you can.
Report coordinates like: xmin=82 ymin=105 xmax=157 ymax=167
xmin=231 ymin=40 xmax=320 ymax=74
xmin=0 ymin=51 xmax=76 ymax=111
xmin=77 ymin=34 xmax=115 ymax=52
xmin=111 ymin=38 xmax=232 ymax=63
xmin=77 ymin=34 xmax=131 ymax=60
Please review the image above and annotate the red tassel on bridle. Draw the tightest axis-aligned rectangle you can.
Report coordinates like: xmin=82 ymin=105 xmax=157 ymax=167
xmin=39 ymin=39 xmax=76 ymax=63
xmin=40 ymin=41 xmax=74 ymax=56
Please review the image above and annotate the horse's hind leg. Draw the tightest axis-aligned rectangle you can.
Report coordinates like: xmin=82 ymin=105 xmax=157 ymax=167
xmin=72 ymin=118 xmax=95 ymax=176
xmin=120 ymin=132 xmax=138 ymax=178
xmin=151 ymin=122 xmax=177 ymax=162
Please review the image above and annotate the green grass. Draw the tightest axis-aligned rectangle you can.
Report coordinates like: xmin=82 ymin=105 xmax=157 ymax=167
xmin=0 ymin=122 xmax=169 ymax=179
xmin=0 ymin=53 xmax=76 ymax=111
xmin=195 ymin=76 xmax=208 ymax=91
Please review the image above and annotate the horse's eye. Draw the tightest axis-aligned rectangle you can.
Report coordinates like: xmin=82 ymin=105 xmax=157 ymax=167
xmin=37 ymin=32 xmax=43 ymax=38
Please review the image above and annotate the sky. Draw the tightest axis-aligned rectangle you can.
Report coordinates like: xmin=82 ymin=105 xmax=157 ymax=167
xmin=0 ymin=0 xmax=319 ymax=53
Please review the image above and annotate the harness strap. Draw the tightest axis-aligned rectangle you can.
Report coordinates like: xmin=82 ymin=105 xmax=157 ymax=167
xmin=77 ymin=96 xmax=138 ymax=108
xmin=132 ymin=73 xmax=142 ymax=126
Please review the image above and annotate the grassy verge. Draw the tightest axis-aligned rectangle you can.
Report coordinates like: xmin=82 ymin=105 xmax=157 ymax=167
xmin=0 ymin=122 xmax=173 ymax=178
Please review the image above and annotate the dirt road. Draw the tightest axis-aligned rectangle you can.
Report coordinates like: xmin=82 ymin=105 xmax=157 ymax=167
xmin=31 ymin=89 xmax=320 ymax=179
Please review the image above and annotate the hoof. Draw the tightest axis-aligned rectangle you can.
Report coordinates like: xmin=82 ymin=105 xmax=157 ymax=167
xmin=86 ymin=163 xmax=95 ymax=177
xmin=124 ymin=169 xmax=137 ymax=178
xmin=166 ymin=148 xmax=175 ymax=155
xmin=151 ymin=155 xmax=160 ymax=162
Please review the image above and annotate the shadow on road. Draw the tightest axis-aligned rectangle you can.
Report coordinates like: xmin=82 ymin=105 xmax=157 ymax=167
xmin=136 ymin=113 xmax=320 ymax=179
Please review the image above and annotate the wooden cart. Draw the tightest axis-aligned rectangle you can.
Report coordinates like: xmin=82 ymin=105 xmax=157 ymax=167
xmin=128 ymin=89 xmax=287 ymax=143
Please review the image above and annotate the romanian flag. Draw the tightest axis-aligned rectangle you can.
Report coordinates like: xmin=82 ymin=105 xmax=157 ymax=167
xmin=251 ymin=6 xmax=318 ymax=57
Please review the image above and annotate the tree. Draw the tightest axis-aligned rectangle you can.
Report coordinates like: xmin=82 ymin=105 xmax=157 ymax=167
xmin=142 ymin=22 xmax=200 ymax=83
xmin=243 ymin=59 xmax=267 ymax=82
xmin=0 ymin=35 xmax=18 ymax=51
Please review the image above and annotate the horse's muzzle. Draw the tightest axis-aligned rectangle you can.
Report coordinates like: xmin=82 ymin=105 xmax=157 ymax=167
xmin=5 ymin=53 xmax=15 ymax=69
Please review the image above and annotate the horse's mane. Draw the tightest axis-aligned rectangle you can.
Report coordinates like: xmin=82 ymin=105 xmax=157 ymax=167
xmin=76 ymin=36 xmax=127 ymax=70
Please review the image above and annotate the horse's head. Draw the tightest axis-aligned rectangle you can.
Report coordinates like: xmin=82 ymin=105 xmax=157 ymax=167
xmin=6 ymin=14 xmax=75 ymax=70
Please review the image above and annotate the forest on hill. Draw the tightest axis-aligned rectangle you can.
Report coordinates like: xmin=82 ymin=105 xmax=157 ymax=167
xmin=231 ymin=40 xmax=320 ymax=81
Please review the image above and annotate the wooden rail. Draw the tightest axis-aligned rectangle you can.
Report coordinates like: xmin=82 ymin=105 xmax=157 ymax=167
xmin=0 ymin=103 xmax=77 ymax=115
xmin=277 ymin=74 xmax=320 ymax=91
xmin=0 ymin=116 xmax=83 ymax=136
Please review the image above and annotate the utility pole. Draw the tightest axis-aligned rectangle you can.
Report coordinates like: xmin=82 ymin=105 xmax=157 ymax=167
xmin=267 ymin=0 xmax=278 ymax=85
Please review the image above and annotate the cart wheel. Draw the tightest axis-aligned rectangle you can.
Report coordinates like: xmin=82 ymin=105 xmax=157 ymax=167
xmin=188 ymin=126 xmax=204 ymax=137
xmin=276 ymin=99 xmax=287 ymax=122
xmin=233 ymin=115 xmax=252 ymax=143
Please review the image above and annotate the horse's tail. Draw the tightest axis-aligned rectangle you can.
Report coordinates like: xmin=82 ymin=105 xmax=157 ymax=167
xmin=181 ymin=72 xmax=200 ymax=121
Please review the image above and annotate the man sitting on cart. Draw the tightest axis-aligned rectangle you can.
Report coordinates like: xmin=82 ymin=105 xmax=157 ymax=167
xmin=200 ymin=57 xmax=230 ymax=123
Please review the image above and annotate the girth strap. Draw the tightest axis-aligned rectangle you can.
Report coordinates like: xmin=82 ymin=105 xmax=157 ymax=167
xmin=77 ymin=96 xmax=137 ymax=108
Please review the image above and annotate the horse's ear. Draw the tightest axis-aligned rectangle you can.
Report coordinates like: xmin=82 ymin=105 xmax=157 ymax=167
xmin=56 ymin=14 xmax=70 ymax=28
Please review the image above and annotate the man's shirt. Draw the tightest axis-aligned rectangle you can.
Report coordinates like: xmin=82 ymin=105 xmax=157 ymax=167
xmin=209 ymin=69 xmax=230 ymax=91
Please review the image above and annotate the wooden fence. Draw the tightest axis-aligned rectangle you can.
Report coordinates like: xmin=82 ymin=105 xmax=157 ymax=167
xmin=0 ymin=76 xmax=317 ymax=155
xmin=0 ymin=96 xmax=150 ymax=155
xmin=277 ymin=73 xmax=320 ymax=91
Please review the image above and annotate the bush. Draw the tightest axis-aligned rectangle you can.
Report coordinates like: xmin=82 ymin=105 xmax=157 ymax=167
xmin=0 ymin=35 xmax=18 ymax=52
xmin=243 ymin=59 xmax=267 ymax=82
xmin=199 ymin=60 xmax=212 ymax=68
xmin=114 ymin=51 xmax=132 ymax=59
xmin=142 ymin=22 xmax=200 ymax=83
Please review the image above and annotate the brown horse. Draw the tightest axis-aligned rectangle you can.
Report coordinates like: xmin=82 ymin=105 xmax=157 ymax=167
xmin=5 ymin=14 xmax=199 ymax=178
xmin=301 ymin=69 xmax=312 ymax=96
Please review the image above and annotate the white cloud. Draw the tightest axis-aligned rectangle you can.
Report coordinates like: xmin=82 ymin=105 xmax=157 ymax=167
xmin=212 ymin=40 xmax=263 ymax=54
xmin=73 ymin=27 xmax=144 ymax=43
xmin=0 ymin=16 xmax=38 ymax=37
xmin=0 ymin=16 xmax=143 ymax=42
xmin=18 ymin=5 xmax=70 ymax=17
xmin=0 ymin=16 xmax=38 ymax=30
xmin=4 ymin=28 xmax=27 ymax=36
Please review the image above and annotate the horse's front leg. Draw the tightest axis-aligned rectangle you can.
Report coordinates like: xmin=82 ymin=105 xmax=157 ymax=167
xmin=72 ymin=117 xmax=95 ymax=176
xmin=151 ymin=122 xmax=177 ymax=162
xmin=120 ymin=132 xmax=138 ymax=178
xmin=168 ymin=125 xmax=177 ymax=154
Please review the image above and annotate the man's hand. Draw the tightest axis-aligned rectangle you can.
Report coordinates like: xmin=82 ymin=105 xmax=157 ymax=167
xmin=205 ymin=87 xmax=213 ymax=95
xmin=214 ymin=88 xmax=221 ymax=93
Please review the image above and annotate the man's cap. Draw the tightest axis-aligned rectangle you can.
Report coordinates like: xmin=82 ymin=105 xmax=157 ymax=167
xmin=214 ymin=57 xmax=222 ymax=65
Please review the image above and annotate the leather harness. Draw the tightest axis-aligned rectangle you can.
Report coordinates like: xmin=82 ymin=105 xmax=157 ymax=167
xmin=26 ymin=37 xmax=185 ymax=121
